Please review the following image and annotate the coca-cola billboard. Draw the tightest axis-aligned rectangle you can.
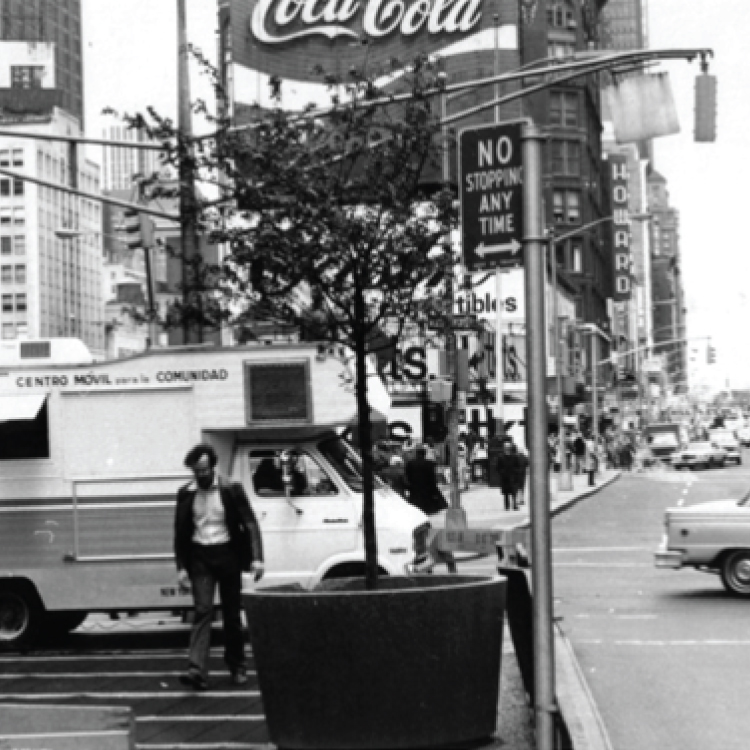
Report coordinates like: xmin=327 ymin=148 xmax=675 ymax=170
xmin=221 ymin=0 xmax=519 ymax=85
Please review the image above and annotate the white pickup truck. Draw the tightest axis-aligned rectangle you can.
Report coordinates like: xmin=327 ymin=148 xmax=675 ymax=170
xmin=655 ymin=495 xmax=750 ymax=596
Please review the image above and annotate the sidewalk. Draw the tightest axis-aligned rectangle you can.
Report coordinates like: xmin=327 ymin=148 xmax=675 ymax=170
xmin=438 ymin=468 xmax=620 ymax=750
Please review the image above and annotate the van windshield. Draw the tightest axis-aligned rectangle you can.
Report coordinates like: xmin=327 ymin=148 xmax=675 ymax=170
xmin=318 ymin=436 xmax=381 ymax=492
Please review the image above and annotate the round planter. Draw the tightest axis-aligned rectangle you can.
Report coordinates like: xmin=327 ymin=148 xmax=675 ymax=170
xmin=243 ymin=574 xmax=506 ymax=750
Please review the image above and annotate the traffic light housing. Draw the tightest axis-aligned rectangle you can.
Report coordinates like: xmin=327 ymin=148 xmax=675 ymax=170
xmin=121 ymin=207 xmax=155 ymax=250
xmin=694 ymin=73 xmax=717 ymax=142
xmin=707 ymin=345 xmax=717 ymax=364
xmin=424 ymin=402 xmax=447 ymax=442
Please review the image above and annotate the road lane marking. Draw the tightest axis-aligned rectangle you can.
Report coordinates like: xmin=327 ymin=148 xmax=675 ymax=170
xmin=578 ymin=639 xmax=750 ymax=646
xmin=553 ymin=562 xmax=649 ymax=567
xmin=552 ymin=547 xmax=647 ymax=552
xmin=137 ymin=744 xmax=261 ymax=750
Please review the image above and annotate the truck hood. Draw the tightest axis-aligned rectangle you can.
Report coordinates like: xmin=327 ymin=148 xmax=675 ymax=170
xmin=370 ymin=486 xmax=429 ymax=527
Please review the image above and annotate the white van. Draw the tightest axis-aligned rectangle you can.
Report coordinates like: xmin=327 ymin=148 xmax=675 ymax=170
xmin=0 ymin=342 xmax=432 ymax=649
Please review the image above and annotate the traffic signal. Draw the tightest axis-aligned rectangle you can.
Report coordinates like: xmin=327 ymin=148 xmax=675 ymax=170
xmin=694 ymin=73 xmax=717 ymax=142
xmin=121 ymin=207 xmax=155 ymax=250
xmin=424 ymin=402 xmax=447 ymax=442
xmin=707 ymin=346 xmax=717 ymax=364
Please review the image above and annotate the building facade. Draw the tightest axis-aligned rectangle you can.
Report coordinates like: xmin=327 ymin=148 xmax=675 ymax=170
xmin=0 ymin=110 xmax=103 ymax=353
xmin=0 ymin=0 xmax=83 ymax=127
xmin=100 ymin=126 xmax=161 ymax=192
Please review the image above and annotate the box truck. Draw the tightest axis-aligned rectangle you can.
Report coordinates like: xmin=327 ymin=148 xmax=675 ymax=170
xmin=0 ymin=342 xmax=432 ymax=649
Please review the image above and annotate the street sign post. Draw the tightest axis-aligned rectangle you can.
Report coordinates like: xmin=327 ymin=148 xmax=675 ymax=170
xmin=459 ymin=120 xmax=528 ymax=273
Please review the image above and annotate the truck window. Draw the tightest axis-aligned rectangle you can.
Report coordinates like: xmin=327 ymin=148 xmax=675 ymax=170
xmin=248 ymin=449 xmax=338 ymax=497
xmin=317 ymin=436 xmax=372 ymax=492
xmin=0 ymin=395 xmax=49 ymax=459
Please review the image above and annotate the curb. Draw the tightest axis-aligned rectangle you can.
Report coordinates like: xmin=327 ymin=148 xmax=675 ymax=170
xmin=554 ymin=624 xmax=613 ymax=750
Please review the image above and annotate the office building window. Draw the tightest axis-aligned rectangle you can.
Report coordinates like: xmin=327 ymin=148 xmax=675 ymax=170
xmin=0 ymin=209 xmax=10 ymax=227
xmin=13 ymin=208 xmax=24 ymax=226
xmin=13 ymin=179 xmax=23 ymax=196
xmin=0 ymin=237 xmax=10 ymax=256
xmin=2 ymin=294 xmax=12 ymax=312
xmin=549 ymin=92 xmax=579 ymax=127
xmin=548 ymin=41 xmax=576 ymax=59
xmin=12 ymin=150 xmax=23 ymax=167
xmin=550 ymin=140 xmax=581 ymax=175
xmin=572 ymin=241 xmax=583 ymax=272
xmin=0 ymin=179 xmax=9 ymax=197
xmin=14 ymin=236 xmax=25 ymax=256
xmin=1 ymin=265 xmax=11 ymax=283
xmin=2 ymin=323 xmax=14 ymax=340
xmin=0 ymin=151 xmax=8 ymax=167
xmin=15 ymin=293 xmax=26 ymax=312
xmin=11 ymin=66 xmax=45 ymax=89
xmin=14 ymin=265 xmax=25 ymax=284
xmin=553 ymin=190 xmax=581 ymax=224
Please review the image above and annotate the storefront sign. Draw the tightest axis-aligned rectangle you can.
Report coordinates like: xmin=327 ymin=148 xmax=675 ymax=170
xmin=610 ymin=154 xmax=633 ymax=302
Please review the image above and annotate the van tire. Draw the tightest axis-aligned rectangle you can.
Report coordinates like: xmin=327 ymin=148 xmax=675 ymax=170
xmin=0 ymin=582 xmax=44 ymax=651
xmin=45 ymin=610 xmax=89 ymax=634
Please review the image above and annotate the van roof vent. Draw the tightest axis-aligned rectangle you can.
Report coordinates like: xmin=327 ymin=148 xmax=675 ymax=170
xmin=20 ymin=341 xmax=51 ymax=359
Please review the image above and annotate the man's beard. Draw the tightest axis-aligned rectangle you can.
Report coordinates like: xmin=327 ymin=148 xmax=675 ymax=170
xmin=197 ymin=473 xmax=214 ymax=490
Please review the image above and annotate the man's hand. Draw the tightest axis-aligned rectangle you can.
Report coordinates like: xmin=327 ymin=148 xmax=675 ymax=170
xmin=251 ymin=561 xmax=265 ymax=582
xmin=177 ymin=569 xmax=191 ymax=593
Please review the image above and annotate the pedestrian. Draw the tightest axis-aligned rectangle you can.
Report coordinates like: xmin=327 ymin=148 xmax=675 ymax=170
xmin=404 ymin=446 xmax=448 ymax=516
xmin=496 ymin=444 xmax=520 ymax=511
xmin=513 ymin=445 xmax=529 ymax=506
xmin=174 ymin=444 xmax=265 ymax=691
xmin=584 ymin=434 xmax=598 ymax=487
xmin=619 ymin=439 xmax=634 ymax=472
xmin=573 ymin=432 xmax=586 ymax=474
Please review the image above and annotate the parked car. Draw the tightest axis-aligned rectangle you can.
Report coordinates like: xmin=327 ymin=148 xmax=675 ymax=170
xmin=655 ymin=494 xmax=750 ymax=596
xmin=671 ymin=441 xmax=727 ymax=470
xmin=709 ymin=429 xmax=743 ymax=465
xmin=737 ymin=426 xmax=750 ymax=448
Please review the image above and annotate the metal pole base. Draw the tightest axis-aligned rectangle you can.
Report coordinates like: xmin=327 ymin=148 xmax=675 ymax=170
xmin=556 ymin=470 xmax=573 ymax=492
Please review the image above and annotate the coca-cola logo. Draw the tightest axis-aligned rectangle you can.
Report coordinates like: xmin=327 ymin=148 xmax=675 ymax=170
xmin=251 ymin=0 xmax=484 ymax=44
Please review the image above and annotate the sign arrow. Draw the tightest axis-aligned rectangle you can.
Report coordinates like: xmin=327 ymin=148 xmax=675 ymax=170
xmin=475 ymin=238 xmax=522 ymax=258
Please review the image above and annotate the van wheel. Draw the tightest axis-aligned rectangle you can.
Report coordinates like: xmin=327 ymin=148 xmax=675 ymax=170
xmin=721 ymin=551 xmax=750 ymax=596
xmin=0 ymin=584 xmax=43 ymax=651
xmin=45 ymin=610 xmax=89 ymax=634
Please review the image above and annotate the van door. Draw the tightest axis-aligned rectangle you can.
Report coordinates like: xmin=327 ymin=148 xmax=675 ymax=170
xmin=237 ymin=446 xmax=360 ymax=587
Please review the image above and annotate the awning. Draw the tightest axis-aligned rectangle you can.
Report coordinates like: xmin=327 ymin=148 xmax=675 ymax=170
xmin=0 ymin=394 xmax=47 ymax=422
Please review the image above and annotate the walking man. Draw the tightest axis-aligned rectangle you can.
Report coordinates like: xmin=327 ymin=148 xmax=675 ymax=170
xmin=496 ymin=443 xmax=520 ymax=511
xmin=404 ymin=446 xmax=448 ymax=516
xmin=174 ymin=444 xmax=265 ymax=690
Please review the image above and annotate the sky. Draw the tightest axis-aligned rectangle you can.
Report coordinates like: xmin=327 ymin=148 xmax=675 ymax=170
xmin=81 ymin=0 xmax=747 ymax=392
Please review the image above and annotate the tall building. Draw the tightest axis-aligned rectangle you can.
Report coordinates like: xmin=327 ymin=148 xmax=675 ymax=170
xmin=0 ymin=110 xmax=103 ymax=353
xmin=101 ymin=126 xmax=161 ymax=191
xmin=0 ymin=0 xmax=83 ymax=127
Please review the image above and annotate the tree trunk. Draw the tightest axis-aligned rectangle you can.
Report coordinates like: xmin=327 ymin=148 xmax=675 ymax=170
xmin=353 ymin=282 xmax=378 ymax=590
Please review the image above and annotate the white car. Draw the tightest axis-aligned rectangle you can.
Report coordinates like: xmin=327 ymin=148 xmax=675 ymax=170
xmin=737 ymin=427 xmax=750 ymax=448
xmin=709 ymin=430 xmax=743 ymax=465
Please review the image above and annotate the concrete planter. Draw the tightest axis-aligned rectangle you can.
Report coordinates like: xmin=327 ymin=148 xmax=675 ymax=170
xmin=243 ymin=574 xmax=506 ymax=750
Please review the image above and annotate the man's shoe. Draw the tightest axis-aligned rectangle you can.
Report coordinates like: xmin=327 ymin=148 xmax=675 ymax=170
xmin=231 ymin=670 xmax=248 ymax=686
xmin=179 ymin=671 xmax=208 ymax=691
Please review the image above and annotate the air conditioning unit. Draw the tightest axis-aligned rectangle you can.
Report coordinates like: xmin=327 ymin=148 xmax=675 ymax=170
xmin=567 ymin=19 xmax=577 ymax=29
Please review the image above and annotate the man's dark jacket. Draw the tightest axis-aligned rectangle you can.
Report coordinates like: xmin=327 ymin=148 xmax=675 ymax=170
xmin=174 ymin=477 xmax=264 ymax=574
xmin=404 ymin=457 xmax=448 ymax=516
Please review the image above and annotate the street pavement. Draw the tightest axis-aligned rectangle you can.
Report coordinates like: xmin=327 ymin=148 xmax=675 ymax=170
xmin=435 ymin=466 xmax=621 ymax=750
xmin=69 ymin=469 xmax=621 ymax=750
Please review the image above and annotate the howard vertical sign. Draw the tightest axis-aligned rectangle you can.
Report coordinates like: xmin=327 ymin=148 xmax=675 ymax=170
xmin=610 ymin=154 xmax=632 ymax=301
xmin=459 ymin=121 xmax=527 ymax=273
